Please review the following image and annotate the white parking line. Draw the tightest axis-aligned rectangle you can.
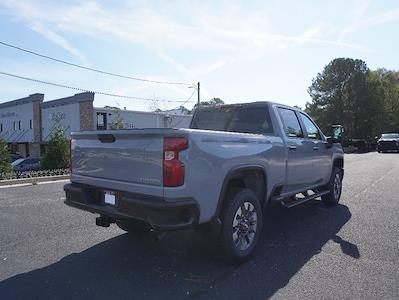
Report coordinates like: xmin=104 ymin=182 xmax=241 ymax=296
xmin=0 ymin=179 xmax=70 ymax=189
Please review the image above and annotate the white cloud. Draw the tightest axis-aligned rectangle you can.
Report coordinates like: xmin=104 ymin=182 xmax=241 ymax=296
xmin=28 ymin=22 xmax=86 ymax=61
xmin=352 ymin=0 xmax=370 ymax=20
xmin=5 ymin=0 xmax=391 ymax=110
xmin=1 ymin=0 xmax=86 ymax=61
xmin=0 ymin=0 xmax=367 ymax=79
xmin=339 ymin=7 xmax=399 ymax=40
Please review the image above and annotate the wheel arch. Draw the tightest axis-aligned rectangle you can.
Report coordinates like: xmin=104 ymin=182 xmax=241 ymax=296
xmin=333 ymin=156 xmax=344 ymax=178
xmin=211 ymin=166 xmax=267 ymax=230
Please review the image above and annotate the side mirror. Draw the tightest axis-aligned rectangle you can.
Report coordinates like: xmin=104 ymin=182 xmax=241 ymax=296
xmin=331 ymin=125 xmax=344 ymax=143
xmin=326 ymin=136 xmax=333 ymax=148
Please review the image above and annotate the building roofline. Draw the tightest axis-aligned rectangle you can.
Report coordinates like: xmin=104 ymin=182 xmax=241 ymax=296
xmin=42 ymin=92 xmax=94 ymax=109
xmin=196 ymin=101 xmax=304 ymax=112
xmin=94 ymin=106 xmax=192 ymax=116
xmin=0 ymin=93 xmax=44 ymax=110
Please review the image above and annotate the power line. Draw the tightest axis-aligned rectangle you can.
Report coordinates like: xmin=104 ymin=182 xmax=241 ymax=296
xmin=0 ymin=71 xmax=195 ymax=103
xmin=0 ymin=41 xmax=194 ymax=86
xmin=180 ymin=88 xmax=197 ymax=106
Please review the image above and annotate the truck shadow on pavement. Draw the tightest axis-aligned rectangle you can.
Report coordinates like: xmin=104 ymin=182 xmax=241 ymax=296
xmin=0 ymin=201 xmax=356 ymax=300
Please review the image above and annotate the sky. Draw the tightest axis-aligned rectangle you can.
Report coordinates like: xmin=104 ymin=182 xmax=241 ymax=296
xmin=0 ymin=0 xmax=398 ymax=112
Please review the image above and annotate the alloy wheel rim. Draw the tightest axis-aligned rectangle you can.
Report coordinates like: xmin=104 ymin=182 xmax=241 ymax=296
xmin=333 ymin=173 xmax=341 ymax=199
xmin=232 ymin=201 xmax=257 ymax=251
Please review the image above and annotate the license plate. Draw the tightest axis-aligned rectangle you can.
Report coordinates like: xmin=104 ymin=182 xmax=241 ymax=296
xmin=104 ymin=191 xmax=116 ymax=205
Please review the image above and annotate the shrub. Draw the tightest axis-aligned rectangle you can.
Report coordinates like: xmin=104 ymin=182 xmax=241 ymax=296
xmin=42 ymin=119 xmax=69 ymax=170
xmin=0 ymin=138 xmax=12 ymax=174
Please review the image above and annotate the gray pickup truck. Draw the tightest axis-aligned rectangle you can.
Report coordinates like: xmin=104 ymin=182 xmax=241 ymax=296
xmin=64 ymin=102 xmax=344 ymax=261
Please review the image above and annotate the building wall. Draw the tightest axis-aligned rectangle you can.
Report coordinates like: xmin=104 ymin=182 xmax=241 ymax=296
xmin=0 ymin=102 xmax=34 ymax=143
xmin=166 ymin=114 xmax=192 ymax=128
xmin=1 ymin=92 xmax=191 ymax=158
xmin=93 ymin=108 xmax=192 ymax=130
xmin=30 ymin=100 xmax=42 ymax=157
xmin=32 ymin=101 xmax=42 ymax=143
xmin=42 ymin=102 xmax=81 ymax=141
xmin=0 ymin=94 xmax=44 ymax=145
xmin=80 ymin=101 xmax=94 ymax=131
xmin=41 ymin=92 xmax=94 ymax=141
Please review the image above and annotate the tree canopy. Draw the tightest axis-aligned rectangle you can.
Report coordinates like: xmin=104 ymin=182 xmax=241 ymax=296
xmin=306 ymin=58 xmax=399 ymax=141
xmin=180 ymin=98 xmax=225 ymax=115
xmin=195 ymin=97 xmax=224 ymax=108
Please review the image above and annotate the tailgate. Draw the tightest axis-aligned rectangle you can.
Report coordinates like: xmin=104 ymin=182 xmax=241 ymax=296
xmin=71 ymin=130 xmax=164 ymax=186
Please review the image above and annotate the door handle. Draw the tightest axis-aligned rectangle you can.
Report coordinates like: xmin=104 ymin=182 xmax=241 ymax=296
xmin=288 ymin=145 xmax=297 ymax=150
xmin=313 ymin=146 xmax=319 ymax=151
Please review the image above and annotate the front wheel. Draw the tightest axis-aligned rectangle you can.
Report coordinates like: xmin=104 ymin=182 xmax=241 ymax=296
xmin=321 ymin=167 xmax=343 ymax=206
xmin=220 ymin=188 xmax=262 ymax=263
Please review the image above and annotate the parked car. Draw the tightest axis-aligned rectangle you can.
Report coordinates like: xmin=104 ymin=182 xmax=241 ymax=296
xmin=10 ymin=154 xmax=23 ymax=162
xmin=377 ymin=133 xmax=399 ymax=153
xmin=64 ymin=101 xmax=344 ymax=262
xmin=12 ymin=157 xmax=42 ymax=172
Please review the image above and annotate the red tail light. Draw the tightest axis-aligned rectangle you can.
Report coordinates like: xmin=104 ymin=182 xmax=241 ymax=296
xmin=163 ymin=137 xmax=188 ymax=187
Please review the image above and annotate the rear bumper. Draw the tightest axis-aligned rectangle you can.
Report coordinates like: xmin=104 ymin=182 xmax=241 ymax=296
xmin=377 ymin=142 xmax=399 ymax=151
xmin=64 ymin=183 xmax=199 ymax=231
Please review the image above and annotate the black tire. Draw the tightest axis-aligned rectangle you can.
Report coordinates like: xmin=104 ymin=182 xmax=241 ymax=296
xmin=321 ymin=167 xmax=343 ymax=206
xmin=116 ymin=219 xmax=151 ymax=236
xmin=220 ymin=188 xmax=263 ymax=263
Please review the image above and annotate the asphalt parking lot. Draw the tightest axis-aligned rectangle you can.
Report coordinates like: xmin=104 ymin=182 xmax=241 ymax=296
xmin=0 ymin=152 xmax=398 ymax=299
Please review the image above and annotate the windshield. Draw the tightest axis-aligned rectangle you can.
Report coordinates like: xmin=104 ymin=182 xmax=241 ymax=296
xmin=11 ymin=158 xmax=25 ymax=167
xmin=381 ymin=133 xmax=399 ymax=139
xmin=190 ymin=105 xmax=273 ymax=134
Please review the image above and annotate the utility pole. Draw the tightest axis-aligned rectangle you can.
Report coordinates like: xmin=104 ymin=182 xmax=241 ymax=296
xmin=197 ymin=82 xmax=200 ymax=107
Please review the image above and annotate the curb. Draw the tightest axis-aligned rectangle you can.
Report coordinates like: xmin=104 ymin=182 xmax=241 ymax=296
xmin=0 ymin=175 xmax=70 ymax=187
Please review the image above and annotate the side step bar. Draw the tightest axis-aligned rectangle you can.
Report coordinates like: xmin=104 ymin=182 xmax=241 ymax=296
xmin=281 ymin=190 xmax=330 ymax=208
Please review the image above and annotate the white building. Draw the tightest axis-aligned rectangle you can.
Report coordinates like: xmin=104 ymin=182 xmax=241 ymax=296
xmin=41 ymin=92 xmax=95 ymax=142
xmin=0 ymin=93 xmax=43 ymax=157
xmin=0 ymin=92 xmax=192 ymax=157
xmin=94 ymin=107 xmax=192 ymax=130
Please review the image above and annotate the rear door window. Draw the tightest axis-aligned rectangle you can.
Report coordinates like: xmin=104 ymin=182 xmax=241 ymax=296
xmin=228 ymin=107 xmax=273 ymax=134
xmin=278 ymin=108 xmax=303 ymax=138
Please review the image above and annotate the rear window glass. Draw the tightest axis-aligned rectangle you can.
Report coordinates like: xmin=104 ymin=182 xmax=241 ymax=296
xmin=190 ymin=106 xmax=273 ymax=134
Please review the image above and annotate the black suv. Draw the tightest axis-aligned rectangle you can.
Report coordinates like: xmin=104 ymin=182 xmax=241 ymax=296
xmin=377 ymin=133 xmax=399 ymax=153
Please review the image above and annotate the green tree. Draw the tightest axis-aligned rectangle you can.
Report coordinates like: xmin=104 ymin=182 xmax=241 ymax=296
xmin=178 ymin=105 xmax=192 ymax=115
xmin=190 ymin=98 xmax=224 ymax=113
xmin=0 ymin=138 xmax=12 ymax=174
xmin=373 ymin=69 xmax=399 ymax=133
xmin=196 ymin=97 xmax=224 ymax=108
xmin=42 ymin=118 xmax=69 ymax=170
xmin=306 ymin=58 xmax=383 ymax=141
xmin=179 ymin=98 xmax=225 ymax=115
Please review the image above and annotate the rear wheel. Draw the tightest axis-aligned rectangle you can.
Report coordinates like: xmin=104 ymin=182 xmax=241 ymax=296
xmin=116 ymin=219 xmax=151 ymax=236
xmin=321 ymin=167 xmax=343 ymax=206
xmin=220 ymin=188 xmax=262 ymax=262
